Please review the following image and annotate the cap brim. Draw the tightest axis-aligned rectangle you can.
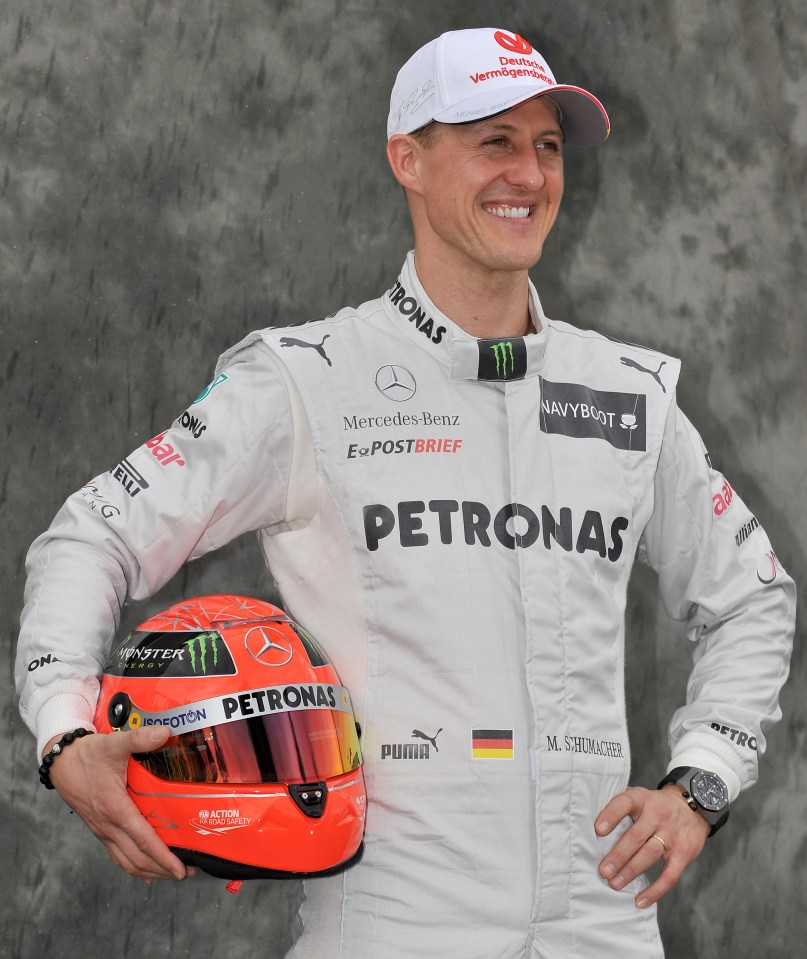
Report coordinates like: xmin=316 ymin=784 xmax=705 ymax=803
xmin=542 ymin=85 xmax=610 ymax=146
xmin=433 ymin=83 xmax=610 ymax=146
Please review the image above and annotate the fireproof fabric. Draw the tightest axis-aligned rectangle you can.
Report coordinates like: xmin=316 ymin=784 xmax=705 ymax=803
xmin=17 ymin=254 xmax=795 ymax=958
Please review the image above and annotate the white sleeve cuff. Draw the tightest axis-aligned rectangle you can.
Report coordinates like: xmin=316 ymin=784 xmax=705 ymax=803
xmin=669 ymin=732 xmax=746 ymax=802
xmin=28 ymin=684 xmax=100 ymax=758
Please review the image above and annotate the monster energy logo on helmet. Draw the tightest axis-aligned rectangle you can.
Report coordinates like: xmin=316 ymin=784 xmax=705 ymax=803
xmin=477 ymin=337 xmax=528 ymax=381
xmin=184 ymin=632 xmax=219 ymax=674
xmin=107 ymin=630 xmax=237 ymax=677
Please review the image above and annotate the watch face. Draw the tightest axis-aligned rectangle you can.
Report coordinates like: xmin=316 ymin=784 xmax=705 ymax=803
xmin=691 ymin=771 xmax=728 ymax=811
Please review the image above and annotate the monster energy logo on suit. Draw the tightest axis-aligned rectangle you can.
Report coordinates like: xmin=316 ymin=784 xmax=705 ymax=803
xmin=107 ymin=630 xmax=237 ymax=677
xmin=477 ymin=337 xmax=528 ymax=381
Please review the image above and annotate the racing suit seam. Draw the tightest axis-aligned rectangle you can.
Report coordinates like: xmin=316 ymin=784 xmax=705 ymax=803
xmin=130 ymin=363 xmax=294 ymax=559
xmin=259 ymin=343 xmax=316 ymax=533
xmin=548 ymin=320 xmax=678 ymax=366
xmin=23 ymin=538 xmax=52 ymax=687
xmin=147 ymin=449 xmax=288 ymax=563
xmin=257 ymin=323 xmax=377 ymax=811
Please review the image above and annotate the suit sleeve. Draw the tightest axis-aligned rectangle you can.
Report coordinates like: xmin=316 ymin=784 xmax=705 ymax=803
xmin=16 ymin=338 xmax=313 ymax=756
xmin=638 ymin=399 xmax=795 ymax=801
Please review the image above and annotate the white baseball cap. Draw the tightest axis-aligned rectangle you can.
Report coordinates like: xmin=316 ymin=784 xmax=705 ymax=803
xmin=387 ymin=27 xmax=610 ymax=145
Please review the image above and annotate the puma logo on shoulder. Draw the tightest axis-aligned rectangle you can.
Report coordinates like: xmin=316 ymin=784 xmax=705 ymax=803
xmin=279 ymin=334 xmax=332 ymax=366
xmin=620 ymin=356 xmax=666 ymax=393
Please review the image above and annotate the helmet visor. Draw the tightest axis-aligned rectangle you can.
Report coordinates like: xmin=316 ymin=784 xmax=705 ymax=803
xmin=134 ymin=708 xmax=362 ymax=785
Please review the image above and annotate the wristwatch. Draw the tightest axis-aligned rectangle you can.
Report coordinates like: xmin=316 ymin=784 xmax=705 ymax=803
xmin=657 ymin=766 xmax=730 ymax=837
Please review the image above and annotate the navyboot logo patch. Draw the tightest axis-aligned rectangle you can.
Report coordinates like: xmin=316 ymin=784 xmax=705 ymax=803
xmin=540 ymin=380 xmax=647 ymax=451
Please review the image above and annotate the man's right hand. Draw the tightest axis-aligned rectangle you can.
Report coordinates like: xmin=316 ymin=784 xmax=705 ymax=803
xmin=44 ymin=726 xmax=190 ymax=882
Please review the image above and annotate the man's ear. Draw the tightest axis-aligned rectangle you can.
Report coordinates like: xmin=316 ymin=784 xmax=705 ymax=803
xmin=386 ymin=135 xmax=423 ymax=194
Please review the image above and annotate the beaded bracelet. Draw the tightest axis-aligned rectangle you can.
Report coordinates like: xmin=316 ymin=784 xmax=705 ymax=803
xmin=39 ymin=728 xmax=94 ymax=789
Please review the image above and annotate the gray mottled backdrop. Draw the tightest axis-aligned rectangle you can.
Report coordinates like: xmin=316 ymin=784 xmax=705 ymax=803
xmin=1 ymin=1 xmax=804 ymax=956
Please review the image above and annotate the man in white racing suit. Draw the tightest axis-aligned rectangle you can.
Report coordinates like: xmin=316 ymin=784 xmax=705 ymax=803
xmin=16 ymin=27 xmax=794 ymax=959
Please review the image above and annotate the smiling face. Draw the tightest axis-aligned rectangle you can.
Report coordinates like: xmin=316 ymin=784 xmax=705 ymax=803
xmin=389 ymin=96 xmax=564 ymax=284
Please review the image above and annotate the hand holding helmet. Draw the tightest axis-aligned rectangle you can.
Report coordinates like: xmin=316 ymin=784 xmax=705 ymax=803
xmin=43 ymin=723 xmax=190 ymax=882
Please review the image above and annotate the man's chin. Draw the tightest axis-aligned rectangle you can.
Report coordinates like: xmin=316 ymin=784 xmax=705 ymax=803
xmin=483 ymin=247 xmax=545 ymax=274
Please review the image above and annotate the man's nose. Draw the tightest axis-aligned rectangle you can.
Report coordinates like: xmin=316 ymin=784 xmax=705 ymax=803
xmin=504 ymin=146 xmax=548 ymax=191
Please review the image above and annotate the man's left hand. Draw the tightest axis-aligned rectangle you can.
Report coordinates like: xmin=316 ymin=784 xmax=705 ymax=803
xmin=595 ymin=785 xmax=709 ymax=909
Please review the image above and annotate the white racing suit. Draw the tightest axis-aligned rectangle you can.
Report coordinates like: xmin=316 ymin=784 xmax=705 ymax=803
xmin=17 ymin=253 xmax=795 ymax=958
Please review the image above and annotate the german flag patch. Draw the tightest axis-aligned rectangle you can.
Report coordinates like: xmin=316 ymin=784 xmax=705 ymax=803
xmin=472 ymin=729 xmax=514 ymax=760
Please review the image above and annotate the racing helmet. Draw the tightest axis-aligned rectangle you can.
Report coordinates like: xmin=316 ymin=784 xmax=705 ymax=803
xmin=94 ymin=594 xmax=366 ymax=880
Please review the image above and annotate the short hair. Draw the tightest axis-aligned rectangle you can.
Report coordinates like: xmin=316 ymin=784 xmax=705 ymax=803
xmin=409 ymin=121 xmax=440 ymax=148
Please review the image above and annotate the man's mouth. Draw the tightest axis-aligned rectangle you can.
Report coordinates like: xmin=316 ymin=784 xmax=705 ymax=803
xmin=483 ymin=203 xmax=531 ymax=219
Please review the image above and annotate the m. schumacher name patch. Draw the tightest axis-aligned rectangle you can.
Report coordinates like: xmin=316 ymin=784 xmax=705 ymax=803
xmin=539 ymin=380 xmax=647 ymax=451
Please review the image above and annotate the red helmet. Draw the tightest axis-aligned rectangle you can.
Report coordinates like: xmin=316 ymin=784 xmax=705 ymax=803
xmin=94 ymin=595 xmax=366 ymax=880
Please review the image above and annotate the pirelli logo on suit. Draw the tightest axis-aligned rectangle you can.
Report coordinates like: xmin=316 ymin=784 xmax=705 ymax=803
xmin=539 ymin=380 xmax=647 ymax=452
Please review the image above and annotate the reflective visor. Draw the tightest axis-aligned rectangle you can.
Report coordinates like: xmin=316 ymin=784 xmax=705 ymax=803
xmin=134 ymin=708 xmax=362 ymax=785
